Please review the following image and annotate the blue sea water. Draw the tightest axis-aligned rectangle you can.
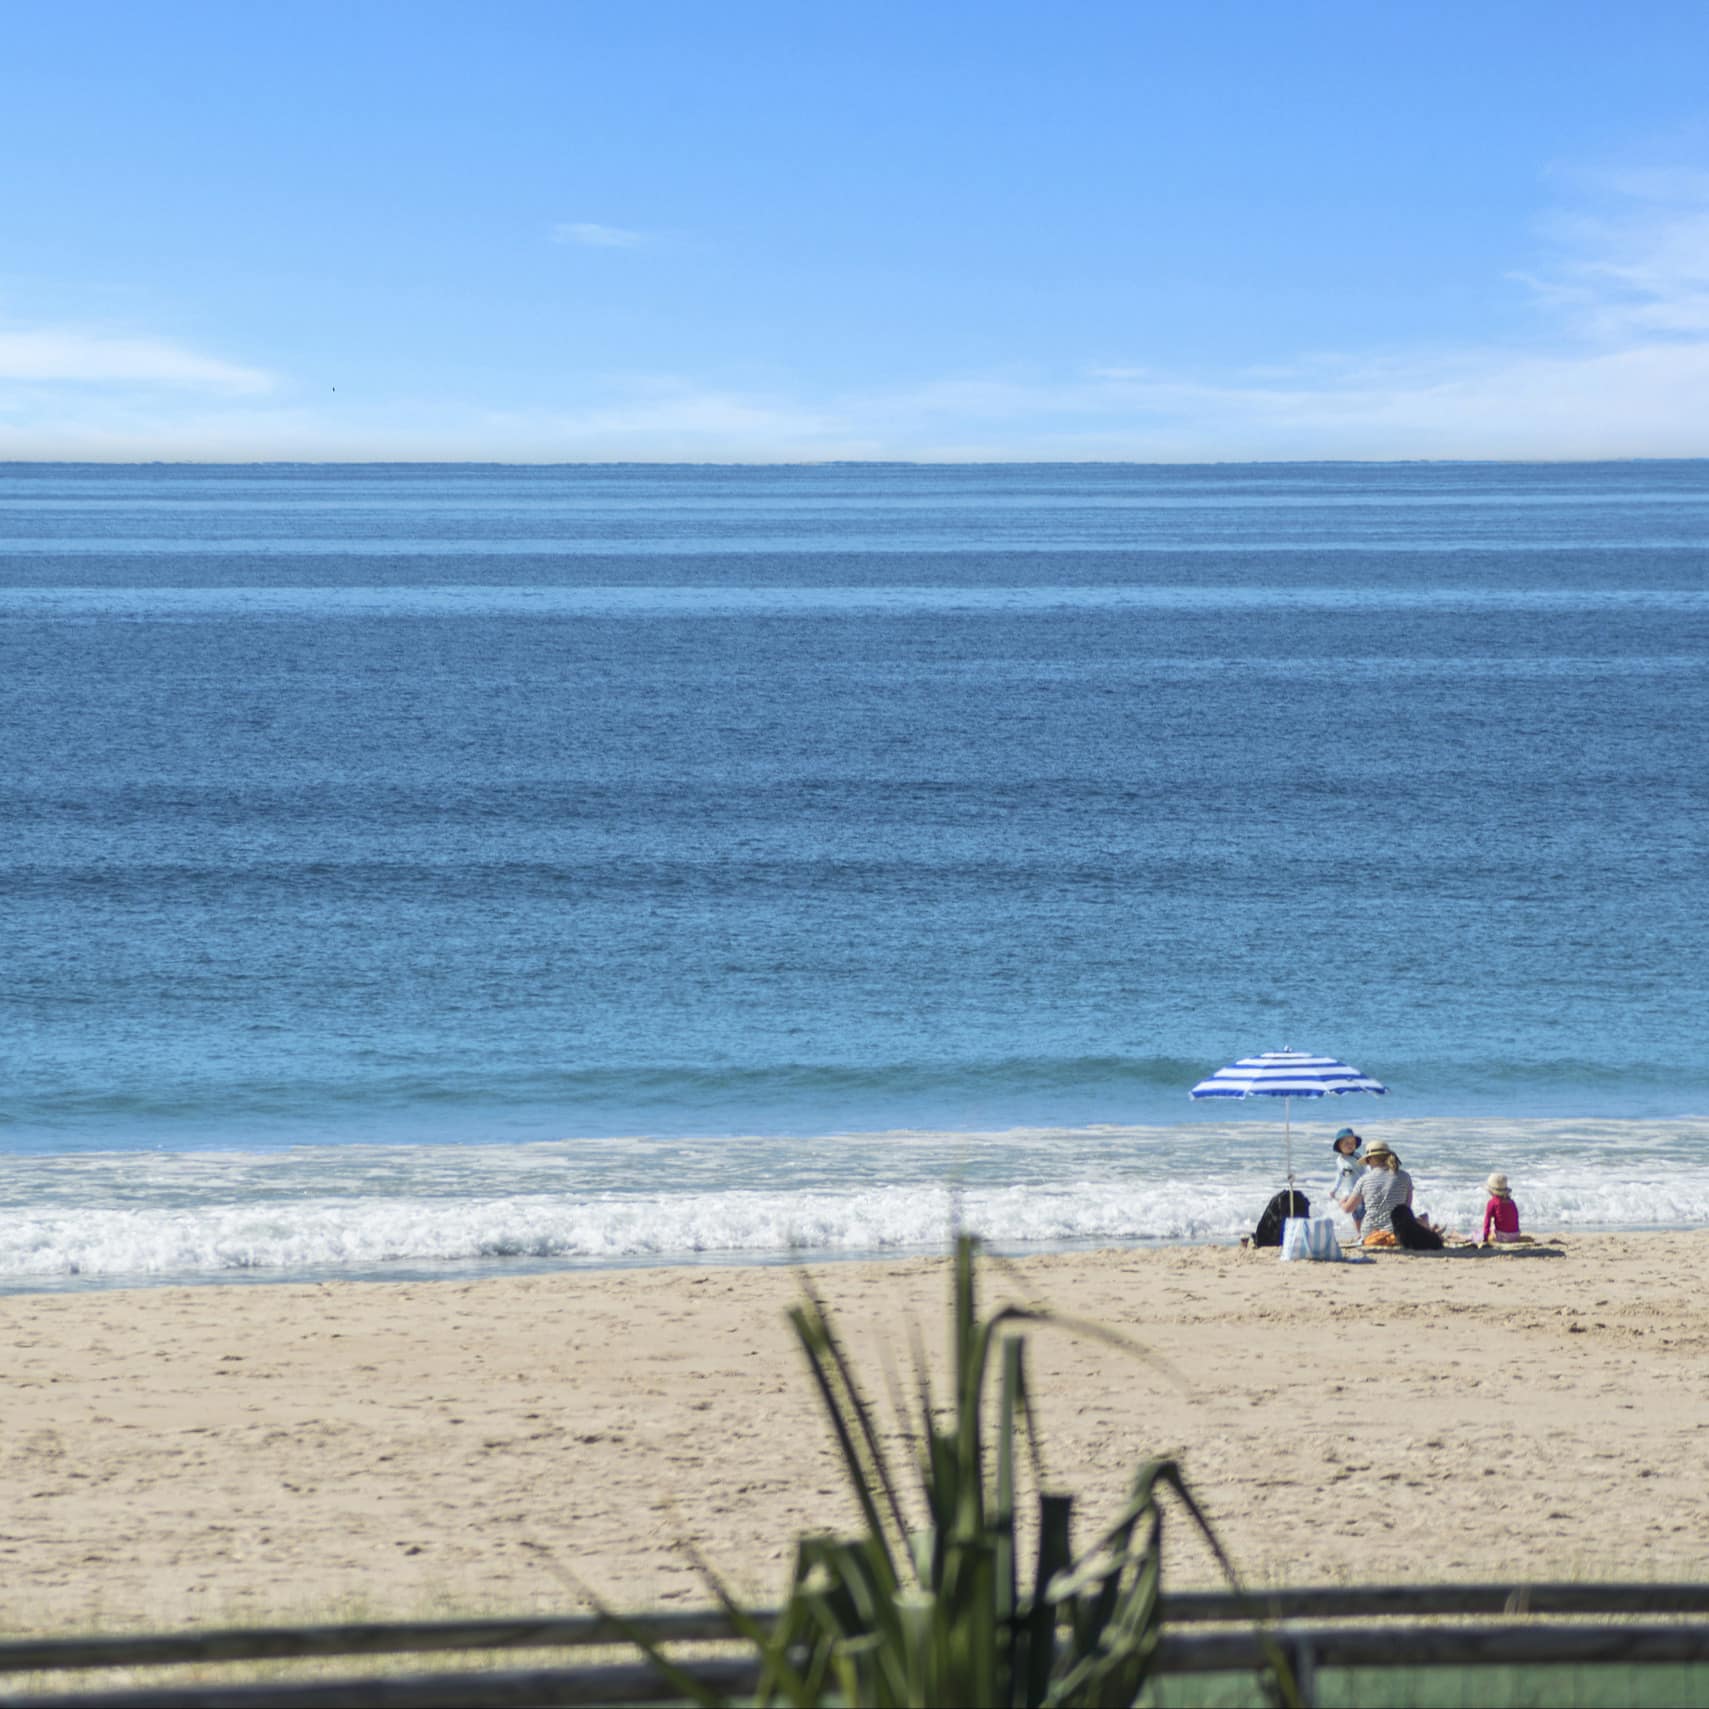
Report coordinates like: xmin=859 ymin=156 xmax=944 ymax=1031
xmin=2 ymin=461 xmax=1706 ymax=1286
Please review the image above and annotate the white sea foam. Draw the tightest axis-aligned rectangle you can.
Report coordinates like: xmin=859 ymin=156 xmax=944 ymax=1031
xmin=3 ymin=1116 xmax=1707 ymax=1284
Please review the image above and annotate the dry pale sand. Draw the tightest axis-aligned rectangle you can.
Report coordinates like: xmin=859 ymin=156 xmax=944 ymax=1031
xmin=3 ymin=1232 xmax=1707 ymax=1633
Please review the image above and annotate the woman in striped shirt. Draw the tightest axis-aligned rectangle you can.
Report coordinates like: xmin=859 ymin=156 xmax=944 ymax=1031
xmin=1342 ymin=1139 xmax=1413 ymax=1237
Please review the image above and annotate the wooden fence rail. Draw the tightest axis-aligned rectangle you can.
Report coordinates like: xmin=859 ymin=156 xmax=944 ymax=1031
xmin=1165 ymin=1582 xmax=1709 ymax=1623
xmin=9 ymin=1582 xmax=1709 ymax=1679
xmin=0 ymin=1613 xmax=736 ymax=1679
xmin=1157 ymin=1619 xmax=1709 ymax=1673
xmin=0 ymin=1657 xmax=758 ymax=1709
xmin=3 ymin=1584 xmax=1708 ymax=1708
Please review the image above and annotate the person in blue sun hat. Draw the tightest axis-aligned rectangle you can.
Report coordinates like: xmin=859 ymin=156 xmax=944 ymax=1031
xmin=1329 ymin=1127 xmax=1365 ymax=1230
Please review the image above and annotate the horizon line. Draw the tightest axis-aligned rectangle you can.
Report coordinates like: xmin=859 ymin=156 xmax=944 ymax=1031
xmin=3 ymin=455 xmax=1707 ymax=471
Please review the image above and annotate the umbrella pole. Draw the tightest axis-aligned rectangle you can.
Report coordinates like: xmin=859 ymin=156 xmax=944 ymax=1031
xmin=1285 ymin=1096 xmax=1294 ymax=1198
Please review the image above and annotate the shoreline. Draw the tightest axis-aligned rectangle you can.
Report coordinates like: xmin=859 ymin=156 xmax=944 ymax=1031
xmin=7 ymin=1114 xmax=1709 ymax=1296
xmin=3 ymin=1231 xmax=1706 ymax=1633
xmin=0 ymin=1218 xmax=1699 ymax=1300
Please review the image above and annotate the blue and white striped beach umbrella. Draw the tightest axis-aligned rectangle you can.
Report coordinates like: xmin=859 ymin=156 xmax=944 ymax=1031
xmin=1190 ymin=1049 xmax=1387 ymax=1192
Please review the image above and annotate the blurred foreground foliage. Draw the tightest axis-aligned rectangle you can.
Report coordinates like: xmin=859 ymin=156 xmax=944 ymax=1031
xmin=619 ymin=1235 xmax=1297 ymax=1709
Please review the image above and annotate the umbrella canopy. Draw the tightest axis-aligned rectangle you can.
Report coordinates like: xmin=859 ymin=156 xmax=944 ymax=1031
xmin=1190 ymin=1049 xmax=1387 ymax=1192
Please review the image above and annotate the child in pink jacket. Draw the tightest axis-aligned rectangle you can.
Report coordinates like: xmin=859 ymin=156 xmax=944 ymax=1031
xmin=1481 ymin=1172 xmax=1522 ymax=1243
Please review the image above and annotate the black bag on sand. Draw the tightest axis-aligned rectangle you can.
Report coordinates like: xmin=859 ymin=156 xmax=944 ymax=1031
xmin=1390 ymin=1204 xmax=1444 ymax=1250
xmin=1252 ymin=1190 xmax=1311 ymax=1248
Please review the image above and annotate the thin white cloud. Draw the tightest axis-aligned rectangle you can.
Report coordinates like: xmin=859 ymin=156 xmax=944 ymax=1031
xmin=515 ymin=170 xmax=1707 ymax=457
xmin=980 ymin=169 xmax=1709 ymax=460
xmin=4 ymin=167 xmax=1706 ymax=460
xmin=551 ymin=221 xmax=644 ymax=249
xmin=1029 ymin=343 xmax=1709 ymax=460
xmin=1521 ymin=173 xmax=1709 ymax=341
xmin=0 ymin=327 xmax=272 ymax=393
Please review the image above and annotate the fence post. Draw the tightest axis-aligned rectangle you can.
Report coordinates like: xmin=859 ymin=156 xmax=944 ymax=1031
xmin=1290 ymin=1635 xmax=1318 ymax=1708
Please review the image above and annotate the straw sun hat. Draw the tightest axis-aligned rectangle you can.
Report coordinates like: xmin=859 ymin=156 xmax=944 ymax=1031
xmin=1361 ymin=1139 xmax=1396 ymax=1162
xmin=1485 ymin=1172 xmax=1511 ymax=1196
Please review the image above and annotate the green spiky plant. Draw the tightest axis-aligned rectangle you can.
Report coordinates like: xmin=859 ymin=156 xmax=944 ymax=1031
xmin=607 ymin=1235 xmax=1297 ymax=1709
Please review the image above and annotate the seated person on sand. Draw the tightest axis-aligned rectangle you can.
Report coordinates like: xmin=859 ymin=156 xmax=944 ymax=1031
xmin=1481 ymin=1172 xmax=1532 ymax=1244
xmin=1341 ymin=1139 xmax=1412 ymax=1245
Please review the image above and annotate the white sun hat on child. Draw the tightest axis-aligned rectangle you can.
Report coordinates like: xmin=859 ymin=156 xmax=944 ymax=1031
xmin=1485 ymin=1172 xmax=1510 ymax=1196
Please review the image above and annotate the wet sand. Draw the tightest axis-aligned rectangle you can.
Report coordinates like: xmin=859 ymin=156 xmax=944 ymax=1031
xmin=3 ymin=1231 xmax=1706 ymax=1631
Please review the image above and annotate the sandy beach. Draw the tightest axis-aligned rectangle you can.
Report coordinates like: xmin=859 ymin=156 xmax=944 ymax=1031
xmin=4 ymin=1232 xmax=1707 ymax=1633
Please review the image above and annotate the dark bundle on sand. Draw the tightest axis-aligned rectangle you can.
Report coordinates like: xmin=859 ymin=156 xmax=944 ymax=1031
xmin=1252 ymin=1190 xmax=1311 ymax=1247
xmin=1390 ymin=1204 xmax=1444 ymax=1250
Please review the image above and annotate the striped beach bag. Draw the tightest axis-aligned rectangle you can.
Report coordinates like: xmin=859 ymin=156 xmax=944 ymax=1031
xmin=1280 ymin=1216 xmax=1345 ymax=1262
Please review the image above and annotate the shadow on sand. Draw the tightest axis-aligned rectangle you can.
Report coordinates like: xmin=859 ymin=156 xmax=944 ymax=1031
xmin=1354 ymin=1241 xmax=1567 ymax=1260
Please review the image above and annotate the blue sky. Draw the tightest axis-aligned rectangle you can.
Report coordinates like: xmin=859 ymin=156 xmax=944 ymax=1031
xmin=4 ymin=0 xmax=1709 ymax=461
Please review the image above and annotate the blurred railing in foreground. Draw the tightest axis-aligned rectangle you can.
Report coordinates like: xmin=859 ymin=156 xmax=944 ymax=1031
xmin=3 ymin=1583 xmax=1709 ymax=1707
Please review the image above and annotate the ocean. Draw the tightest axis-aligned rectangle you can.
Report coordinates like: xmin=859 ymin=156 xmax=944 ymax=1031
xmin=2 ymin=460 xmax=1706 ymax=1287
